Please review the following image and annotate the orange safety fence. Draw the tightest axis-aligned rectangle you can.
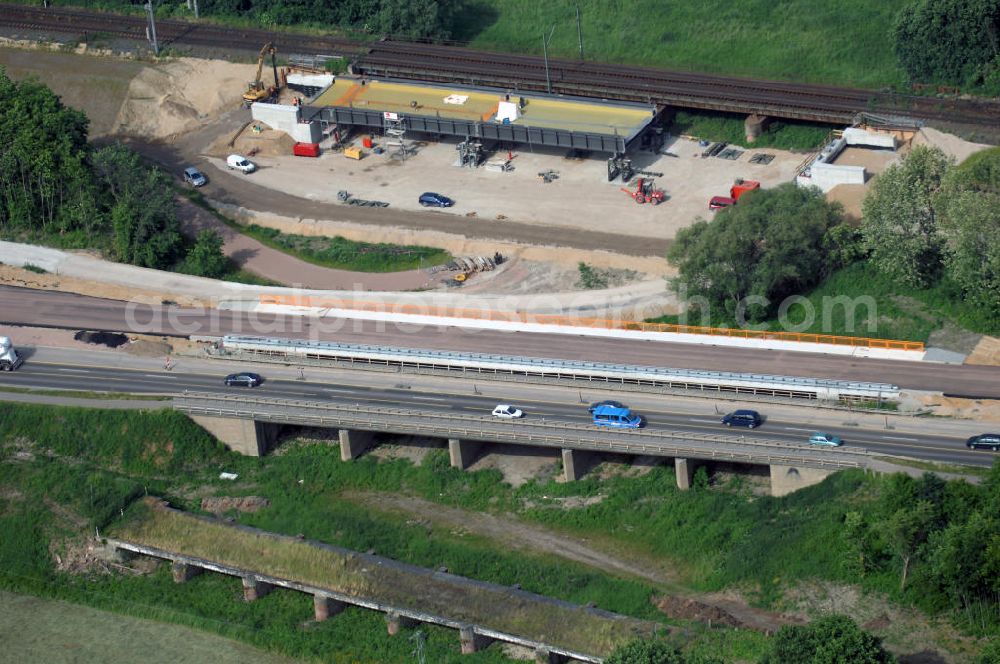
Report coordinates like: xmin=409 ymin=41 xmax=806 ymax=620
xmin=259 ymin=295 xmax=926 ymax=352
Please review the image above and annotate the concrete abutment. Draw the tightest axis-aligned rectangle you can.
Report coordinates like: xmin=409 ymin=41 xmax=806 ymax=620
xmin=386 ymin=611 xmax=418 ymax=635
xmin=189 ymin=415 xmax=279 ymax=456
xmin=674 ymin=457 xmax=694 ymax=490
xmin=745 ymin=114 xmax=770 ymax=142
xmin=561 ymin=448 xmax=595 ymax=482
xmin=242 ymin=576 xmax=274 ymax=602
xmin=769 ymin=464 xmax=834 ymax=497
xmin=170 ymin=561 xmax=202 ymax=583
xmin=459 ymin=624 xmax=494 ymax=654
xmin=339 ymin=428 xmax=375 ymax=461
xmin=313 ymin=594 xmax=347 ymax=621
xmin=449 ymin=438 xmax=484 ymax=470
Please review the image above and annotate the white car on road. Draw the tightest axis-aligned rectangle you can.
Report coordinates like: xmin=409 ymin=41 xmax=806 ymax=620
xmin=226 ymin=154 xmax=256 ymax=173
xmin=492 ymin=404 xmax=523 ymax=419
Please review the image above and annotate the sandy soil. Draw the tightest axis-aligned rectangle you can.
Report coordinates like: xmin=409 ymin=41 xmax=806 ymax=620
xmin=965 ymin=336 xmax=1000 ymax=367
xmin=221 ymin=203 xmax=674 ymax=276
xmin=0 ymin=263 xmax=208 ymax=307
xmin=913 ymin=127 xmax=994 ymax=163
xmin=915 ymin=393 xmax=1000 ymax=423
xmin=112 ymin=57 xmax=257 ymax=140
xmin=202 ymin=132 xmax=802 ymax=241
xmin=825 ymin=183 xmax=868 ymax=221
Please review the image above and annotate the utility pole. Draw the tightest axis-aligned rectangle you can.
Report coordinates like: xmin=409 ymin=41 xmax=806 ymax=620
xmin=145 ymin=1 xmax=159 ymax=55
xmin=542 ymin=25 xmax=555 ymax=94
xmin=575 ymin=5 xmax=583 ymax=60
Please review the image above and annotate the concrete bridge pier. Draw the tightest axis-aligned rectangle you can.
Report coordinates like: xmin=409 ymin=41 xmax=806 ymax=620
xmin=339 ymin=428 xmax=375 ymax=461
xmin=386 ymin=611 xmax=418 ymax=635
xmin=242 ymin=576 xmax=274 ymax=602
xmin=313 ymin=594 xmax=346 ymax=621
xmin=459 ymin=625 xmax=494 ymax=654
xmin=535 ymin=648 xmax=568 ymax=663
xmin=674 ymin=457 xmax=695 ymax=490
xmin=171 ymin=561 xmax=202 ymax=583
xmin=561 ymin=449 xmax=595 ymax=482
xmin=449 ymin=438 xmax=484 ymax=470
xmin=745 ymin=114 xmax=770 ymax=142
xmin=189 ymin=415 xmax=279 ymax=456
xmin=769 ymin=464 xmax=834 ymax=497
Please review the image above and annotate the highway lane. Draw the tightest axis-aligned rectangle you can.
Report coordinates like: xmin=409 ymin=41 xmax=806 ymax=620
xmin=1 ymin=360 xmax=992 ymax=467
xmin=2 ymin=286 xmax=1000 ymax=397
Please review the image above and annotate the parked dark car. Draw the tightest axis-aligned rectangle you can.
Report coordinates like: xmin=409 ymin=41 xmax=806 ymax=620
xmin=588 ymin=400 xmax=626 ymax=414
xmin=722 ymin=409 xmax=762 ymax=428
xmin=967 ymin=433 xmax=1000 ymax=451
xmin=224 ymin=372 xmax=263 ymax=387
xmin=419 ymin=192 xmax=454 ymax=207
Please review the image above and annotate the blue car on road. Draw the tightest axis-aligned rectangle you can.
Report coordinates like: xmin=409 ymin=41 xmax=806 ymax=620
xmin=592 ymin=405 xmax=642 ymax=429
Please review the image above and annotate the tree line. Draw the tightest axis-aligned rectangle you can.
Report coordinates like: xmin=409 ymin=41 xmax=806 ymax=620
xmin=667 ymin=145 xmax=1000 ymax=334
xmin=0 ymin=68 xmax=228 ymax=278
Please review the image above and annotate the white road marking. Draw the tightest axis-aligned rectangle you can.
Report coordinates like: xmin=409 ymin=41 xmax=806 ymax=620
xmin=689 ymin=418 xmax=721 ymax=424
xmin=783 ymin=427 xmax=816 ymax=432
xmin=54 ymin=368 xmax=89 ymax=373
xmin=881 ymin=436 xmax=919 ymax=442
xmin=409 ymin=396 xmax=450 ymax=402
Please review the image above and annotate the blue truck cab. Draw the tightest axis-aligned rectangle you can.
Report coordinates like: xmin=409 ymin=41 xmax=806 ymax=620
xmin=592 ymin=405 xmax=642 ymax=429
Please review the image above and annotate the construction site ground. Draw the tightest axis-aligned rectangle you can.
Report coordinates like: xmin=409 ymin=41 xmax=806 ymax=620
xmin=203 ymin=126 xmax=804 ymax=242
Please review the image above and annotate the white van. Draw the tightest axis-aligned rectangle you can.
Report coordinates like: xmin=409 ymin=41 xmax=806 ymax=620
xmin=226 ymin=154 xmax=256 ymax=173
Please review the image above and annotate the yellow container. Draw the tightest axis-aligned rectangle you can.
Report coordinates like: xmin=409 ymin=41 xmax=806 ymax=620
xmin=344 ymin=146 xmax=362 ymax=160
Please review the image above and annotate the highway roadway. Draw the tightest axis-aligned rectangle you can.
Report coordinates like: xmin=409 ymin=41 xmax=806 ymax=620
xmin=0 ymin=357 xmax=993 ymax=468
xmin=2 ymin=286 xmax=1000 ymax=398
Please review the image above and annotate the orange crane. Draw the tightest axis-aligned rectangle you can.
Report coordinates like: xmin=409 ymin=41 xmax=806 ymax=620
xmin=243 ymin=42 xmax=279 ymax=106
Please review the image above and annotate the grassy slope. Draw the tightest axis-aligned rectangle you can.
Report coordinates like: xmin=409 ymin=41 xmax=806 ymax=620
xmin=2 ymin=404 xmax=992 ymax=659
xmin=464 ymin=0 xmax=910 ymax=88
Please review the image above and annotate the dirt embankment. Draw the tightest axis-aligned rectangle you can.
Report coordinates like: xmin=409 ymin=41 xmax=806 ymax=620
xmin=112 ymin=58 xmax=257 ymax=140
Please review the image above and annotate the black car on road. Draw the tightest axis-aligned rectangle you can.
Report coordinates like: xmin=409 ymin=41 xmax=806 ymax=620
xmin=967 ymin=433 xmax=1000 ymax=451
xmin=224 ymin=372 xmax=263 ymax=387
xmin=722 ymin=409 xmax=762 ymax=428
xmin=588 ymin=400 xmax=626 ymax=414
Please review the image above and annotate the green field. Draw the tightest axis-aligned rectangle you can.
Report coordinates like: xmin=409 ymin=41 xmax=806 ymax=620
xmin=2 ymin=403 xmax=996 ymax=662
xmin=0 ymin=590 xmax=300 ymax=664
xmin=462 ymin=0 xmax=911 ymax=88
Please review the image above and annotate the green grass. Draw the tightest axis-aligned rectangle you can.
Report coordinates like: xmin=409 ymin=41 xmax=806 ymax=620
xmin=4 ymin=405 xmax=997 ymax=661
xmin=0 ymin=386 xmax=171 ymax=401
xmin=21 ymin=263 xmax=48 ymax=274
xmin=872 ymin=456 xmax=993 ymax=478
xmin=240 ymin=224 xmax=451 ymax=273
xmin=671 ymin=110 xmax=834 ymax=151
xmin=653 ymin=262 xmax=1000 ymax=341
xmin=462 ymin=0 xmax=911 ymax=89
xmin=180 ymin=188 xmax=451 ymax=273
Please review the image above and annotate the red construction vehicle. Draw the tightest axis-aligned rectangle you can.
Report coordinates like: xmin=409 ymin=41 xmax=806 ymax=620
xmin=730 ymin=179 xmax=760 ymax=201
xmin=622 ymin=178 xmax=666 ymax=205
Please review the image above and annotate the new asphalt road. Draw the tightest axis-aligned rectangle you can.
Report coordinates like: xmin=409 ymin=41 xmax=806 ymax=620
xmin=2 ymin=286 xmax=999 ymax=397
xmin=0 ymin=358 xmax=993 ymax=467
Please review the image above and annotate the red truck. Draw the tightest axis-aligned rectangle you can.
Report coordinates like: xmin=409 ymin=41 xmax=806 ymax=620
xmin=730 ymin=179 xmax=760 ymax=201
xmin=293 ymin=142 xmax=320 ymax=158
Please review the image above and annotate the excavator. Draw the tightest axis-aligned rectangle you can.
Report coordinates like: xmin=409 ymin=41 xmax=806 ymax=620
xmin=243 ymin=42 xmax=279 ymax=106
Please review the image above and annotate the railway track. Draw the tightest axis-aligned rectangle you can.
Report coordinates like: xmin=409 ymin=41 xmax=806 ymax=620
xmin=2 ymin=3 xmax=999 ymax=127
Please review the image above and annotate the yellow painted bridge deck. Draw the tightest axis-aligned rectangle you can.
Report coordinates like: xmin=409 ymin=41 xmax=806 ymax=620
xmin=314 ymin=78 xmax=654 ymax=138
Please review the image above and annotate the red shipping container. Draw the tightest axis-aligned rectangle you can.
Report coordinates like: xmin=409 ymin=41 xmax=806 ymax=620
xmin=362 ymin=136 xmax=374 ymax=149
xmin=293 ymin=142 xmax=320 ymax=157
